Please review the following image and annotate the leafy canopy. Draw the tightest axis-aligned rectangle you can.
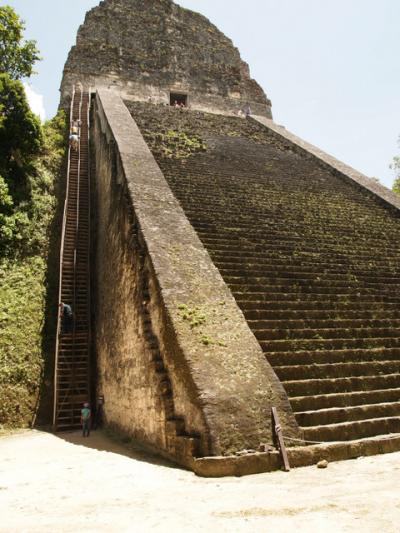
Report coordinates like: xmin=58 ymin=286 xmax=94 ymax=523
xmin=0 ymin=6 xmax=40 ymax=79
xmin=0 ymin=73 xmax=43 ymax=158
xmin=0 ymin=73 xmax=43 ymax=187
xmin=0 ymin=6 xmax=50 ymax=257
xmin=0 ymin=108 xmax=66 ymax=257
xmin=0 ymin=7 xmax=43 ymax=200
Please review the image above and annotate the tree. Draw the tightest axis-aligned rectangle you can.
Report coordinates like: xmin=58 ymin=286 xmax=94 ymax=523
xmin=391 ymin=137 xmax=400 ymax=195
xmin=0 ymin=6 xmax=43 ymax=199
xmin=0 ymin=73 xmax=43 ymax=199
xmin=0 ymin=173 xmax=30 ymax=251
xmin=0 ymin=75 xmax=39 ymax=251
xmin=0 ymin=6 xmax=40 ymax=80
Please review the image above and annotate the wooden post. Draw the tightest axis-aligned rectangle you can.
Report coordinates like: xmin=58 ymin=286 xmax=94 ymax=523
xmin=271 ymin=407 xmax=290 ymax=472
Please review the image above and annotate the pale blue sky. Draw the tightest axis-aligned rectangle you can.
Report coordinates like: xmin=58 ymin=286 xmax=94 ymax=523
xmin=3 ymin=0 xmax=400 ymax=188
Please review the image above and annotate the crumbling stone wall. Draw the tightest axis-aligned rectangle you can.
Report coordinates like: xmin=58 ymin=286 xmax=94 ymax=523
xmin=61 ymin=0 xmax=272 ymax=118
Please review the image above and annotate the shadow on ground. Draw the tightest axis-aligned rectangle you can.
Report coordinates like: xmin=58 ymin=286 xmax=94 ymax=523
xmin=56 ymin=429 xmax=181 ymax=470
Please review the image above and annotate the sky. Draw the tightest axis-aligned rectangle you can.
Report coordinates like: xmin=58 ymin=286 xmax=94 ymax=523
xmin=3 ymin=0 xmax=400 ymax=188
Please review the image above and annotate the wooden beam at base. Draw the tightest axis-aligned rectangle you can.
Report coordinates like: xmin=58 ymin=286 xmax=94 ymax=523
xmin=271 ymin=407 xmax=290 ymax=472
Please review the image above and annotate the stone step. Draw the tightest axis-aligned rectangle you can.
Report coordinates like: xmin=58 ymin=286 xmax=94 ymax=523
xmin=224 ymin=274 xmax=400 ymax=287
xmin=266 ymin=347 xmax=400 ymax=366
xmin=196 ymin=225 xmax=399 ymax=242
xmin=296 ymin=401 xmax=400 ymax=427
xmin=283 ymin=373 xmax=400 ymax=396
xmin=193 ymin=224 xmax=400 ymax=246
xmin=302 ymin=416 xmax=400 ymax=442
xmin=260 ymin=336 xmax=400 ymax=353
xmin=274 ymin=360 xmax=400 ymax=381
xmin=255 ymin=327 xmax=400 ymax=342
xmin=197 ymin=227 xmax=400 ymax=246
xmin=230 ymin=283 xmax=399 ymax=297
xmin=214 ymin=259 xmax=400 ymax=272
xmin=200 ymin=238 xmax=400 ymax=258
xmin=290 ymin=388 xmax=400 ymax=411
xmin=244 ymin=309 xmax=400 ymax=320
xmin=210 ymin=254 xmax=400 ymax=275
xmin=235 ymin=292 xmax=400 ymax=303
xmin=248 ymin=318 xmax=400 ymax=330
xmin=238 ymin=300 xmax=399 ymax=311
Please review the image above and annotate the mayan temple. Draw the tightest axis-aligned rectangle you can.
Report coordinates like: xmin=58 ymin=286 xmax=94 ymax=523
xmin=54 ymin=0 xmax=400 ymax=475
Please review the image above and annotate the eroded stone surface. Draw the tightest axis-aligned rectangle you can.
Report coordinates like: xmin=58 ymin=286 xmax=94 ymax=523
xmin=61 ymin=0 xmax=271 ymax=117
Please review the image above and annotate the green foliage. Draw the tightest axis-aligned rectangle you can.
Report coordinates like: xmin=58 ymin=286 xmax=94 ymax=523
xmin=391 ymin=138 xmax=400 ymax=195
xmin=390 ymin=135 xmax=400 ymax=194
xmin=0 ymin=110 xmax=66 ymax=257
xmin=41 ymin=110 xmax=67 ymax=173
xmin=0 ymin=7 xmax=43 ymax=208
xmin=0 ymin=111 xmax=67 ymax=428
xmin=0 ymin=73 xmax=43 ymax=189
xmin=392 ymin=177 xmax=400 ymax=195
xmin=0 ymin=174 xmax=12 ymax=209
xmin=25 ymin=110 xmax=66 ymax=255
xmin=0 ymin=174 xmax=18 ymax=246
xmin=0 ymin=7 xmax=65 ymax=430
xmin=0 ymin=174 xmax=31 ymax=251
xmin=0 ymin=6 xmax=40 ymax=80
xmin=0 ymin=256 xmax=46 ymax=428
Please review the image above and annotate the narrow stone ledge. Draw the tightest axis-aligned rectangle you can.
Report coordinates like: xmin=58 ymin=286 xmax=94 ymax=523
xmin=193 ymin=451 xmax=281 ymax=477
xmin=192 ymin=434 xmax=400 ymax=477
xmin=253 ymin=116 xmax=400 ymax=213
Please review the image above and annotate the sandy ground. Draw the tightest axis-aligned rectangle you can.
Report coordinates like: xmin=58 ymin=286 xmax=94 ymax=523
xmin=0 ymin=430 xmax=399 ymax=532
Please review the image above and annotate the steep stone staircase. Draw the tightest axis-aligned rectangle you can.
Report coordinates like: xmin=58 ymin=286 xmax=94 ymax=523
xmin=53 ymin=88 xmax=91 ymax=431
xmin=128 ymin=103 xmax=400 ymax=447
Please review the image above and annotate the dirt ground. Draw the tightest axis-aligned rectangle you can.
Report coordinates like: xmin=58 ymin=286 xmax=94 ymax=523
xmin=0 ymin=430 xmax=399 ymax=532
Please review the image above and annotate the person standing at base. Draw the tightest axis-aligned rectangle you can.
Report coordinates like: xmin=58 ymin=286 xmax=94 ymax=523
xmin=81 ymin=402 xmax=91 ymax=437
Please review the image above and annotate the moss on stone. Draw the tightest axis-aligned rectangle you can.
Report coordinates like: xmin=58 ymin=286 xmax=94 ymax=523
xmin=143 ymin=129 xmax=207 ymax=159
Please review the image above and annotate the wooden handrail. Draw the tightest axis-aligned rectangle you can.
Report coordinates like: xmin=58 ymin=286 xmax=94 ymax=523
xmin=86 ymin=90 xmax=92 ymax=403
xmin=72 ymin=92 xmax=83 ymax=355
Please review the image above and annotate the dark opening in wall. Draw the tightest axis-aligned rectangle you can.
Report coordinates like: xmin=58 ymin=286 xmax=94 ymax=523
xmin=170 ymin=93 xmax=188 ymax=107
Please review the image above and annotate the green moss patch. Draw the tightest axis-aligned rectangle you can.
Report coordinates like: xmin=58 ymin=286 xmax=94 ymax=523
xmin=141 ymin=128 xmax=207 ymax=160
xmin=178 ymin=303 xmax=207 ymax=328
xmin=126 ymin=101 xmax=282 ymax=153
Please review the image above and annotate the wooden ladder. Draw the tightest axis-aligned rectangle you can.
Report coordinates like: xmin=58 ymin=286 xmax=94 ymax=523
xmin=53 ymin=87 xmax=91 ymax=431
